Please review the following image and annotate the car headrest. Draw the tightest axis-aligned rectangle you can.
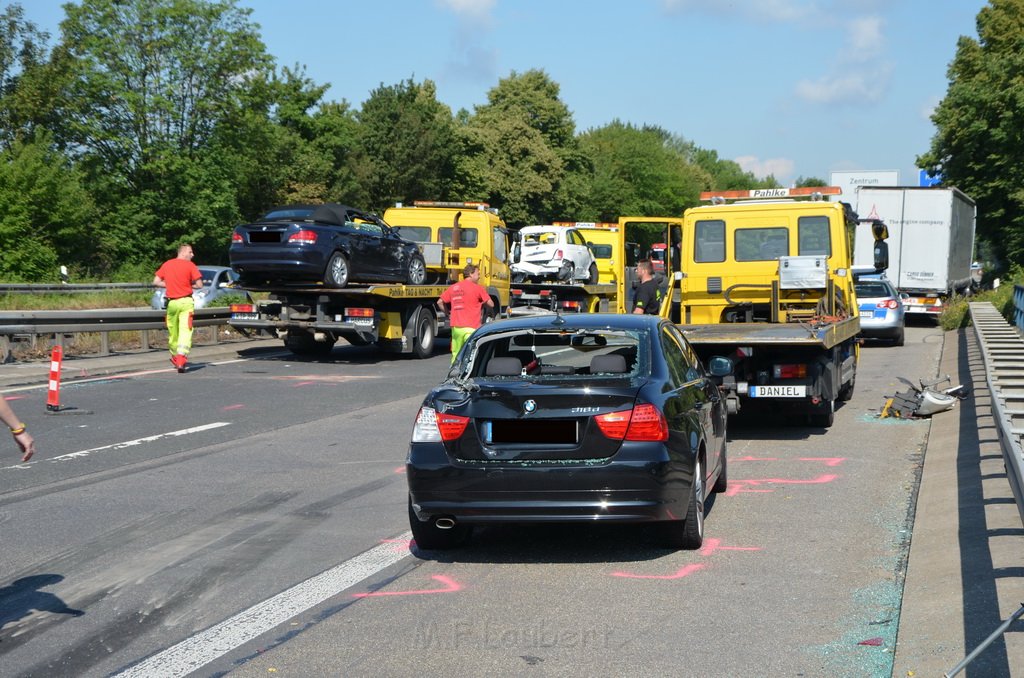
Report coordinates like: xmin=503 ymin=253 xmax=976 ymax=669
xmin=590 ymin=354 xmax=628 ymax=374
xmin=486 ymin=357 xmax=523 ymax=376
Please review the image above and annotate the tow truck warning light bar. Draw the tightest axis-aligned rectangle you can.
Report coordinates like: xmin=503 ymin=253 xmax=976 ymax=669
xmin=410 ymin=200 xmax=496 ymax=213
xmin=700 ymin=186 xmax=842 ymax=202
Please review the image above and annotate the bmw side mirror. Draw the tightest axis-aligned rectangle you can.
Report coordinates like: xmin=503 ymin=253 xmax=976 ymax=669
xmin=707 ymin=356 xmax=734 ymax=377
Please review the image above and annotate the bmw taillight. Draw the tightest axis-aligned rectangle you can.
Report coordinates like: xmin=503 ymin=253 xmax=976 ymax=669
xmin=289 ymin=229 xmax=318 ymax=244
xmin=411 ymin=407 xmax=470 ymax=443
xmin=595 ymin=404 xmax=668 ymax=442
xmin=232 ymin=232 xmax=243 ymax=243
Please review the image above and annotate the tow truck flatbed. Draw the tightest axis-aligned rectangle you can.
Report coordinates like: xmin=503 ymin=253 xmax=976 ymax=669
xmin=679 ymin=317 xmax=860 ymax=349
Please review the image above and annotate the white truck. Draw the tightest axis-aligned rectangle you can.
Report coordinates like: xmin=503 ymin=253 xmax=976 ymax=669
xmin=852 ymin=186 xmax=976 ymax=316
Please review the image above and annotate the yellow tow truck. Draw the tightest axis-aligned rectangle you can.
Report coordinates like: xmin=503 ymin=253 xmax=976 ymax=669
xmin=653 ymin=186 xmax=883 ymax=427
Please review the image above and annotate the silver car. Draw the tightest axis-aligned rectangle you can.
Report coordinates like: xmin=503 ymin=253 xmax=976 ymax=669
xmin=854 ymin=275 xmax=906 ymax=346
xmin=150 ymin=265 xmax=252 ymax=310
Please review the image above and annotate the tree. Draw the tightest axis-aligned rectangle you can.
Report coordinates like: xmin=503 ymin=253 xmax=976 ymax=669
xmin=794 ymin=176 xmax=828 ymax=188
xmin=459 ymin=70 xmax=584 ymax=225
xmin=354 ymin=78 xmax=457 ymax=212
xmin=41 ymin=0 xmax=276 ymax=268
xmin=918 ymin=0 xmax=1024 ymax=268
xmin=0 ymin=3 xmax=50 ymax=148
xmin=689 ymin=147 xmax=779 ymax=191
xmin=576 ymin=121 xmax=710 ymax=222
xmin=0 ymin=132 xmax=95 ymax=281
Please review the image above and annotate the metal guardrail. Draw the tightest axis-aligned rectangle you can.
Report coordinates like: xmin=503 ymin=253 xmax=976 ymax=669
xmin=945 ymin=302 xmax=1024 ymax=676
xmin=0 ymin=307 xmax=234 ymax=362
xmin=0 ymin=283 xmax=152 ymax=293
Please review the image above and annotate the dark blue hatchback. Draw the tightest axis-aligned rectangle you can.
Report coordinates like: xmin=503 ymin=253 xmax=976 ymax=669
xmin=230 ymin=204 xmax=427 ymax=288
xmin=406 ymin=313 xmax=732 ymax=550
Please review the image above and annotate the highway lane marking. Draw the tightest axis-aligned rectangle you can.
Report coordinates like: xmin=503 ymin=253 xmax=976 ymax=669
xmin=114 ymin=532 xmax=413 ymax=677
xmin=0 ymin=423 xmax=233 ymax=470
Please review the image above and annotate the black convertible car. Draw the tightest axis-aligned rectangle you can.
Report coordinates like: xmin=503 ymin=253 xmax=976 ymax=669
xmin=407 ymin=313 xmax=732 ymax=550
xmin=230 ymin=204 xmax=427 ymax=288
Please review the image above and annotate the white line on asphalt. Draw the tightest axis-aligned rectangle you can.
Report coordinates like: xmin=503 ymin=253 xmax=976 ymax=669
xmin=113 ymin=532 xmax=413 ymax=677
xmin=48 ymin=422 xmax=232 ymax=462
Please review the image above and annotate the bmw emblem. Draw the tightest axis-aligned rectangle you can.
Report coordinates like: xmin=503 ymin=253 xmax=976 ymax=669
xmin=523 ymin=399 xmax=537 ymax=415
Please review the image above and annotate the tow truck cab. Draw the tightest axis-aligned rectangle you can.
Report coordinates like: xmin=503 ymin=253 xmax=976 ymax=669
xmin=383 ymin=201 xmax=511 ymax=311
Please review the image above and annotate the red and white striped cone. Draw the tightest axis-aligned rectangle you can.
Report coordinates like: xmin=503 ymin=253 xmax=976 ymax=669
xmin=46 ymin=345 xmax=63 ymax=412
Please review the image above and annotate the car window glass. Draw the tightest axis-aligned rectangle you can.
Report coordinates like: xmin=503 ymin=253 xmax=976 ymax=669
xmin=695 ymin=220 xmax=726 ymax=263
xmin=465 ymin=330 xmax=645 ymax=380
xmin=439 ymin=228 xmax=478 ymax=247
xmin=668 ymin=325 xmax=704 ymax=380
xmin=353 ymin=221 xmax=383 ymax=236
xmin=591 ymin=244 xmax=612 ymax=259
xmin=659 ymin=328 xmax=691 ymax=387
xmin=492 ymin=229 xmax=507 ymax=263
xmin=798 ymin=216 xmax=831 ymax=256
xmin=736 ymin=227 xmax=789 ymax=261
xmin=855 ymin=282 xmax=890 ymax=297
xmin=395 ymin=226 xmax=432 ymax=242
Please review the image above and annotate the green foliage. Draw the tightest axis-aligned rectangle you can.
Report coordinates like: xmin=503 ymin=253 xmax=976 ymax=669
xmin=355 ymin=78 xmax=457 ymax=212
xmin=577 ymin=121 xmax=710 ymax=221
xmin=918 ymin=0 xmax=1024 ymax=270
xmin=689 ymin=147 xmax=780 ymax=191
xmin=0 ymin=132 xmax=95 ymax=281
xmin=794 ymin=176 xmax=828 ymax=188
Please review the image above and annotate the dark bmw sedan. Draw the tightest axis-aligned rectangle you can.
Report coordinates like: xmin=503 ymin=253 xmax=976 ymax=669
xmin=230 ymin=203 xmax=427 ymax=288
xmin=407 ymin=313 xmax=732 ymax=551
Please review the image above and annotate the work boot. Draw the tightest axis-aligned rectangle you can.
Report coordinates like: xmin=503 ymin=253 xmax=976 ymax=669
xmin=173 ymin=354 xmax=187 ymax=372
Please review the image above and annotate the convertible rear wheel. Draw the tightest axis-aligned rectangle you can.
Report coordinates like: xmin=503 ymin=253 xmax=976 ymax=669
xmin=324 ymin=252 xmax=349 ymax=288
xmin=406 ymin=254 xmax=427 ymax=285
xmin=588 ymin=263 xmax=599 ymax=284
xmin=660 ymin=458 xmax=705 ymax=550
xmin=408 ymin=496 xmax=470 ymax=550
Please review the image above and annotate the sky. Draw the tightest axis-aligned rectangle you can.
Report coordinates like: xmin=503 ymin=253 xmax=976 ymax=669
xmin=22 ymin=0 xmax=988 ymax=190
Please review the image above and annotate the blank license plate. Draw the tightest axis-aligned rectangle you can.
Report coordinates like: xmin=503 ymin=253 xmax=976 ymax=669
xmin=748 ymin=385 xmax=807 ymax=398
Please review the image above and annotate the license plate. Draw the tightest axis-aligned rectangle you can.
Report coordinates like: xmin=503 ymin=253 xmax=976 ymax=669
xmin=859 ymin=311 xmax=872 ymax=319
xmin=748 ymin=385 xmax=807 ymax=398
xmin=232 ymin=313 xmax=259 ymax=320
xmin=349 ymin=318 xmax=373 ymax=326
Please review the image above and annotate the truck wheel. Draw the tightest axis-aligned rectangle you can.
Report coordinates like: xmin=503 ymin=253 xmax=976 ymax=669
xmin=838 ymin=374 xmax=856 ymax=402
xmin=406 ymin=254 xmax=427 ymax=285
xmin=284 ymin=332 xmax=336 ymax=357
xmin=412 ymin=310 xmax=436 ymax=359
xmin=588 ymin=263 xmax=599 ymax=284
xmin=324 ymin=252 xmax=349 ymax=288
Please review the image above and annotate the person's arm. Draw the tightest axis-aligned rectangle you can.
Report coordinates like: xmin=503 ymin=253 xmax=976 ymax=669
xmin=0 ymin=398 xmax=35 ymax=462
xmin=153 ymin=274 xmax=166 ymax=289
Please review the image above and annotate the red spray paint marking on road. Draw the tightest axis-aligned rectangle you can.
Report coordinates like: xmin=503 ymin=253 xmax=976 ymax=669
xmin=734 ymin=456 xmax=779 ymax=462
xmin=698 ymin=538 xmax=761 ymax=556
xmin=352 ymin=574 xmax=461 ymax=597
xmin=611 ymin=563 xmax=706 ymax=580
xmin=221 ymin=404 xmax=245 ymax=411
xmin=3 ymin=395 xmax=26 ymax=401
xmin=798 ymin=457 xmax=846 ymax=466
xmin=725 ymin=474 xmax=839 ymax=496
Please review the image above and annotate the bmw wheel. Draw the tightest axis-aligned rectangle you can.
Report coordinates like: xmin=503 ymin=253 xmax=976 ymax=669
xmin=661 ymin=458 xmax=705 ymax=550
xmin=406 ymin=254 xmax=427 ymax=285
xmin=324 ymin=252 xmax=349 ymax=288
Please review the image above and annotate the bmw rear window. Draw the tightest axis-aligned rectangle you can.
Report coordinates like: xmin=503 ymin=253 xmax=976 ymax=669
xmin=464 ymin=329 xmax=646 ymax=380
xmin=262 ymin=208 xmax=315 ymax=221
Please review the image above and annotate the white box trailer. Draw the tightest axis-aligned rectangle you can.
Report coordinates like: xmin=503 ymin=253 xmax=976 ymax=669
xmin=852 ymin=186 xmax=976 ymax=316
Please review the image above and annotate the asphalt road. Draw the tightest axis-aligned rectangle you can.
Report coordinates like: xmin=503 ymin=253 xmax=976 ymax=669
xmin=0 ymin=327 xmax=945 ymax=677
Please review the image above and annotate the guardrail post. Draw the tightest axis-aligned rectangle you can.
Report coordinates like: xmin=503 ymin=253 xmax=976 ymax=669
xmin=141 ymin=329 xmax=150 ymax=350
xmin=0 ymin=335 xmax=10 ymax=364
xmin=99 ymin=331 xmax=110 ymax=356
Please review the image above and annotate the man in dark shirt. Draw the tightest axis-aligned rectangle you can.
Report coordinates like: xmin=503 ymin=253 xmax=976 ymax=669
xmin=632 ymin=259 xmax=662 ymax=315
